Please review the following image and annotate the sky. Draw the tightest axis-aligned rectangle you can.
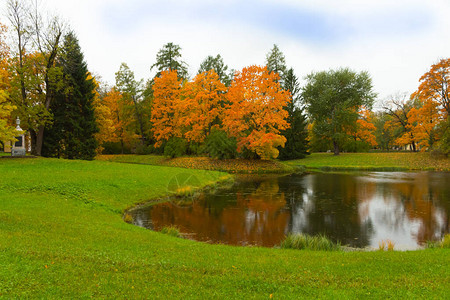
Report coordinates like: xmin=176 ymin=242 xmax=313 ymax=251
xmin=2 ymin=0 xmax=450 ymax=108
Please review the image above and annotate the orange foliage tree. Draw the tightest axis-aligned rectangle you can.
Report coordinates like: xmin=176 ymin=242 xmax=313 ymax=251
xmin=151 ymin=70 xmax=183 ymax=147
xmin=223 ymin=65 xmax=290 ymax=159
xmin=180 ymin=70 xmax=226 ymax=143
xmin=406 ymin=98 xmax=443 ymax=150
xmin=413 ymin=58 xmax=450 ymax=115
xmin=383 ymin=95 xmax=418 ymax=151
xmin=408 ymin=58 xmax=450 ymax=151
xmin=355 ymin=107 xmax=377 ymax=147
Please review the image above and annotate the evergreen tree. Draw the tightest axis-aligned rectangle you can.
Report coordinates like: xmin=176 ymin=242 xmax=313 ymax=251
xmin=198 ymin=54 xmax=233 ymax=86
xmin=42 ymin=32 xmax=98 ymax=159
xmin=151 ymin=42 xmax=188 ymax=79
xmin=278 ymin=68 xmax=309 ymax=160
xmin=265 ymin=44 xmax=287 ymax=84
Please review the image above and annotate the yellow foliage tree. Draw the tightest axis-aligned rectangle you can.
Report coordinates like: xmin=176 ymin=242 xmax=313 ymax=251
xmin=0 ymin=22 xmax=18 ymax=145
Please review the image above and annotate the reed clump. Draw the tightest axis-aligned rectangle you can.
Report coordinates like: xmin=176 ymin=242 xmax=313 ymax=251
xmin=160 ymin=225 xmax=182 ymax=238
xmin=280 ymin=233 xmax=341 ymax=251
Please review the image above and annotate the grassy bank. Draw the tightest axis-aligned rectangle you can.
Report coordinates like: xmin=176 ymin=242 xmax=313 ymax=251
xmin=287 ymin=152 xmax=450 ymax=171
xmin=97 ymin=154 xmax=297 ymax=174
xmin=1 ymin=158 xmax=449 ymax=298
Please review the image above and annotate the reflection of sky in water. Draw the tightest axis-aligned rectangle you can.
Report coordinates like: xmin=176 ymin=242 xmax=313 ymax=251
xmin=359 ymin=196 xmax=420 ymax=250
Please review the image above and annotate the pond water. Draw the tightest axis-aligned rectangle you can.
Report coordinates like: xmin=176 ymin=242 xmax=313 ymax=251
xmin=130 ymin=172 xmax=450 ymax=249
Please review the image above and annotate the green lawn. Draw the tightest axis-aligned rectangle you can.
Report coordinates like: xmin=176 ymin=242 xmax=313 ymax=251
xmin=0 ymin=158 xmax=449 ymax=298
xmin=287 ymin=152 xmax=450 ymax=171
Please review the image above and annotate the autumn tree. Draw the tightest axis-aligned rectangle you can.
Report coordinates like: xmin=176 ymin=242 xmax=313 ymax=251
xmin=198 ymin=54 xmax=232 ymax=86
xmin=223 ymin=65 xmax=290 ymax=160
xmin=411 ymin=58 xmax=450 ymax=153
xmin=414 ymin=58 xmax=450 ymax=115
xmin=181 ymin=70 xmax=226 ymax=143
xmin=406 ymin=97 xmax=443 ymax=151
xmin=151 ymin=69 xmax=183 ymax=147
xmin=151 ymin=43 xmax=188 ymax=79
xmin=6 ymin=0 xmax=65 ymax=155
xmin=100 ymin=87 xmax=138 ymax=154
xmin=346 ymin=107 xmax=377 ymax=151
xmin=0 ymin=22 xmax=18 ymax=146
xmin=302 ymin=68 xmax=376 ymax=155
xmin=382 ymin=93 xmax=418 ymax=151
xmin=42 ymin=32 xmax=97 ymax=159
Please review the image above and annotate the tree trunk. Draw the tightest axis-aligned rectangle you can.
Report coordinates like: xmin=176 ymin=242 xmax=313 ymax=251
xmin=35 ymin=125 xmax=45 ymax=156
xmin=132 ymin=96 xmax=146 ymax=145
xmin=333 ymin=140 xmax=340 ymax=155
xmin=29 ymin=129 xmax=37 ymax=155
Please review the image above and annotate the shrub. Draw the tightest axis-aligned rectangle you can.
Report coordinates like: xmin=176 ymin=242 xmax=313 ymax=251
xmin=164 ymin=137 xmax=188 ymax=158
xmin=135 ymin=144 xmax=154 ymax=155
xmin=204 ymin=129 xmax=237 ymax=159
xmin=101 ymin=142 xmax=132 ymax=154
xmin=279 ymin=233 xmax=340 ymax=251
xmin=160 ymin=225 xmax=182 ymax=238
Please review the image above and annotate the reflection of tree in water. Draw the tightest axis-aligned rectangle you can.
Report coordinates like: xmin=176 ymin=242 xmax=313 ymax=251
xmin=385 ymin=172 xmax=450 ymax=244
xmin=280 ymin=173 xmax=374 ymax=247
xmin=145 ymin=175 xmax=292 ymax=246
xmin=132 ymin=172 xmax=450 ymax=248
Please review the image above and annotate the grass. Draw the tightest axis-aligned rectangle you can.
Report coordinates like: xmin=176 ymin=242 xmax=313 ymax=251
xmin=160 ymin=226 xmax=182 ymax=238
xmin=279 ymin=234 xmax=341 ymax=251
xmin=97 ymin=154 xmax=298 ymax=174
xmin=0 ymin=158 xmax=449 ymax=298
xmin=287 ymin=152 xmax=450 ymax=171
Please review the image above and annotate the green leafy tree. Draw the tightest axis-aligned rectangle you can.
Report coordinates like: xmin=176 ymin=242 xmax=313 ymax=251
xmin=42 ymin=32 xmax=97 ymax=159
xmin=302 ymin=68 xmax=376 ymax=155
xmin=151 ymin=42 xmax=188 ymax=79
xmin=278 ymin=68 xmax=309 ymax=160
xmin=115 ymin=63 xmax=149 ymax=145
xmin=198 ymin=54 xmax=232 ymax=86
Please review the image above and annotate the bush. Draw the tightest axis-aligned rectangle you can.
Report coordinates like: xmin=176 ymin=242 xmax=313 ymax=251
xmin=160 ymin=225 xmax=182 ymax=238
xmin=135 ymin=143 xmax=154 ymax=155
xmin=204 ymin=129 xmax=237 ymax=159
xmin=279 ymin=233 xmax=341 ymax=251
xmin=101 ymin=142 xmax=132 ymax=154
xmin=164 ymin=137 xmax=188 ymax=158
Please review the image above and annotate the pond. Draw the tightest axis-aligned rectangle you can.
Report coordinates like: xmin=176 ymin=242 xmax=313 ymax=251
xmin=130 ymin=172 xmax=450 ymax=250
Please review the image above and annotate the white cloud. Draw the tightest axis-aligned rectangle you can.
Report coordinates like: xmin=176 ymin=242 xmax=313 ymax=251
xmin=2 ymin=0 xmax=449 ymax=101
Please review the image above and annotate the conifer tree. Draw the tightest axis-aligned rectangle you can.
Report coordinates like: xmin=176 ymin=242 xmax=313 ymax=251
xmin=42 ymin=32 xmax=97 ymax=159
xmin=278 ymin=68 xmax=309 ymax=160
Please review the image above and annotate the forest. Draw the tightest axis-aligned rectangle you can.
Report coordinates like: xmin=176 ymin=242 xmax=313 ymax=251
xmin=1 ymin=0 xmax=449 ymax=160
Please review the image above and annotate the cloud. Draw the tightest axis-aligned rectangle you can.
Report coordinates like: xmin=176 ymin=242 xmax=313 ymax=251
xmin=1 ymin=0 xmax=449 ymax=101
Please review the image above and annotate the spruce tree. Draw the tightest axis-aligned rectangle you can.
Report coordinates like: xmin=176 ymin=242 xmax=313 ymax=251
xmin=278 ymin=68 xmax=309 ymax=160
xmin=266 ymin=44 xmax=287 ymax=83
xmin=198 ymin=54 xmax=233 ymax=86
xmin=42 ymin=32 xmax=98 ymax=159
xmin=151 ymin=42 xmax=188 ymax=79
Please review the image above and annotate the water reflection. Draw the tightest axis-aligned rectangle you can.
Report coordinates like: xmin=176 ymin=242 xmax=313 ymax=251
xmin=131 ymin=172 xmax=450 ymax=249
